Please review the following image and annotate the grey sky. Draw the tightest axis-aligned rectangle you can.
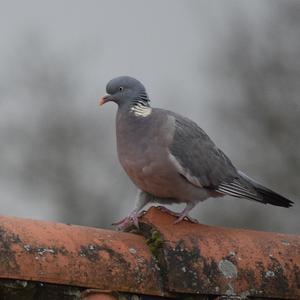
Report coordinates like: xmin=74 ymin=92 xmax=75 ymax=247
xmin=0 ymin=1 xmax=298 ymax=232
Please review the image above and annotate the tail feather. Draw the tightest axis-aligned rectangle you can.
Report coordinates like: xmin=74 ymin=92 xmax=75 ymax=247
xmin=237 ymin=171 xmax=294 ymax=208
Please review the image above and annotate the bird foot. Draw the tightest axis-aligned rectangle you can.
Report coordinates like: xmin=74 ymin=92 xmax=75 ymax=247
xmin=173 ymin=214 xmax=199 ymax=224
xmin=112 ymin=210 xmax=146 ymax=231
xmin=156 ymin=205 xmax=199 ymax=224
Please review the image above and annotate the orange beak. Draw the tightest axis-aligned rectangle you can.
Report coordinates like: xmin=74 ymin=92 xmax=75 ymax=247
xmin=98 ymin=95 xmax=110 ymax=106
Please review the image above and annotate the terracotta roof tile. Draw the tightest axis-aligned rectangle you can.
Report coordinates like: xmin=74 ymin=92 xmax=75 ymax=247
xmin=0 ymin=207 xmax=299 ymax=299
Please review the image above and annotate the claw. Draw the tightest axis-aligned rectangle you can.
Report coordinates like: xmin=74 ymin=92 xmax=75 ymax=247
xmin=173 ymin=214 xmax=199 ymax=225
xmin=112 ymin=210 xmax=145 ymax=231
xmin=132 ymin=215 xmax=139 ymax=229
xmin=112 ymin=217 xmax=132 ymax=231
xmin=112 ymin=217 xmax=128 ymax=226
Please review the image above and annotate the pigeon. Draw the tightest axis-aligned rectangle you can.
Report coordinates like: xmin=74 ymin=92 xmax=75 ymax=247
xmin=99 ymin=76 xmax=293 ymax=229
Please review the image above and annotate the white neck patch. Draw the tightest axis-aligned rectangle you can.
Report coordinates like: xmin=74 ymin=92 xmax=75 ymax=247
xmin=130 ymin=103 xmax=152 ymax=117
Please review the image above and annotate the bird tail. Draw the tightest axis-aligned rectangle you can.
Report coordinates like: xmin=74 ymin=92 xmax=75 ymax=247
xmin=216 ymin=171 xmax=294 ymax=207
xmin=237 ymin=171 xmax=294 ymax=208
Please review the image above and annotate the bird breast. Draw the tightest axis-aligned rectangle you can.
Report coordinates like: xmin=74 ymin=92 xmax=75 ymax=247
xmin=116 ymin=111 xmax=178 ymax=197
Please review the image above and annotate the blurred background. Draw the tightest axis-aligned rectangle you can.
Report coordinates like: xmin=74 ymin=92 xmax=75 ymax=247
xmin=0 ymin=1 xmax=299 ymax=233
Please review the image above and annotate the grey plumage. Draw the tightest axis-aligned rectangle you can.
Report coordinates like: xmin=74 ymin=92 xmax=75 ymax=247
xmin=169 ymin=112 xmax=238 ymax=188
xmin=99 ymin=76 xmax=293 ymax=229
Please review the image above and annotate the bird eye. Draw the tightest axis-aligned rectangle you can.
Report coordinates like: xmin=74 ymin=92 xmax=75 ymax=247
xmin=119 ymin=86 xmax=124 ymax=91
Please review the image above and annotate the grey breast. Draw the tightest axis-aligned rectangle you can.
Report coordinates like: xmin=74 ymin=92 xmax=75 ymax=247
xmin=115 ymin=108 xmax=181 ymax=198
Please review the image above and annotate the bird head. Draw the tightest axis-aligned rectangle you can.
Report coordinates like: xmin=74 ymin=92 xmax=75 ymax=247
xmin=99 ymin=76 xmax=150 ymax=107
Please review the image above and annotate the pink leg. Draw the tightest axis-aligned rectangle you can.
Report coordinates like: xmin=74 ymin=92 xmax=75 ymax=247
xmin=112 ymin=190 xmax=151 ymax=231
xmin=173 ymin=203 xmax=199 ymax=224
xmin=112 ymin=209 xmax=146 ymax=231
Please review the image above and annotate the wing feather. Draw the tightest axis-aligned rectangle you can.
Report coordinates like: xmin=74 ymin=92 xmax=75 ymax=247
xmin=165 ymin=111 xmax=289 ymax=205
xmin=168 ymin=112 xmax=238 ymax=189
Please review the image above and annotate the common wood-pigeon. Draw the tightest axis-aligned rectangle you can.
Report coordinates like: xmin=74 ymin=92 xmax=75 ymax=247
xmin=99 ymin=76 xmax=293 ymax=229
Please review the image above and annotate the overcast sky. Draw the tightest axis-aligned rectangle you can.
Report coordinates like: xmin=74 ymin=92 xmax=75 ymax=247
xmin=0 ymin=1 xmax=298 ymax=233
